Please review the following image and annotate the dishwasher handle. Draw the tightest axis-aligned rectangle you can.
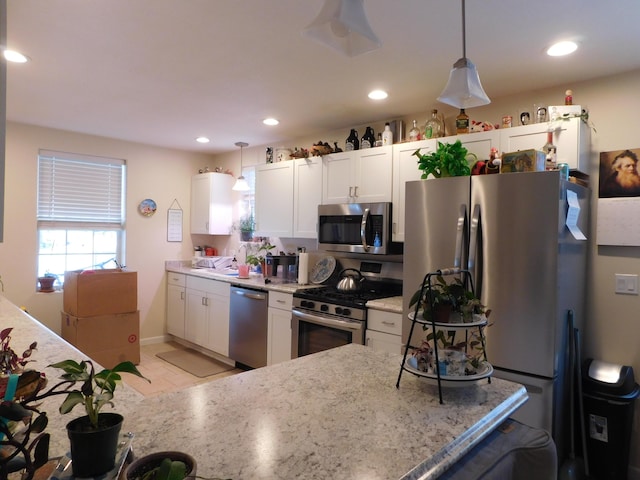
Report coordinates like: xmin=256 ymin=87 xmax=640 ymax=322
xmin=233 ymin=288 xmax=267 ymax=301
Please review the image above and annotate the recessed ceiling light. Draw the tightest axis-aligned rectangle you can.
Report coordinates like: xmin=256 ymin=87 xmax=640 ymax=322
xmin=547 ymin=41 xmax=578 ymax=57
xmin=3 ymin=49 xmax=29 ymax=63
xmin=368 ymin=89 xmax=388 ymax=100
xmin=263 ymin=118 xmax=279 ymax=126
xmin=196 ymin=136 xmax=210 ymax=144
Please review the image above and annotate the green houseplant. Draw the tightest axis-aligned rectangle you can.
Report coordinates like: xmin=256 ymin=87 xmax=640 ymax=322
xmin=238 ymin=215 xmax=255 ymax=241
xmin=47 ymin=359 xmax=149 ymax=477
xmin=413 ymin=140 xmax=477 ymax=178
xmin=245 ymin=242 xmax=275 ymax=272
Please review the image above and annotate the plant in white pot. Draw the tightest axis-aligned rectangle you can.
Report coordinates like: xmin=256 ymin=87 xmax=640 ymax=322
xmin=47 ymin=359 xmax=149 ymax=477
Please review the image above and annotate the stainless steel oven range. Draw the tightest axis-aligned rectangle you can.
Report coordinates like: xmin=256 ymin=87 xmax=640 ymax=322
xmin=291 ymin=279 xmax=401 ymax=359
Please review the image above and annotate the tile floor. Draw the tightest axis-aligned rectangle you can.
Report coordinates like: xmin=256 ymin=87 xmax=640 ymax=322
xmin=123 ymin=341 xmax=243 ymax=397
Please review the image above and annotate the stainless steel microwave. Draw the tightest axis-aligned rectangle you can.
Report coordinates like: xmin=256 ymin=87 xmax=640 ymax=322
xmin=317 ymin=202 xmax=400 ymax=255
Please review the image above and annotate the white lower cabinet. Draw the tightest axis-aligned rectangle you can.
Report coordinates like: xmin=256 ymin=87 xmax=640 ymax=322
xmin=185 ymin=276 xmax=230 ymax=356
xmin=267 ymin=291 xmax=292 ymax=365
xmin=166 ymin=273 xmax=186 ymax=337
xmin=366 ymin=309 xmax=403 ymax=354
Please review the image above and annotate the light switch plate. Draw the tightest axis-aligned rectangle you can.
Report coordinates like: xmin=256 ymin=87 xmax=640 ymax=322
xmin=615 ymin=274 xmax=639 ymax=295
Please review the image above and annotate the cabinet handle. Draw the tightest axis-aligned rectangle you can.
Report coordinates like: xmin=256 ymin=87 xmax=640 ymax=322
xmin=382 ymin=321 xmax=396 ymax=326
xmin=276 ymin=299 xmax=286 ymax=304
xmin=353 ymin=186 xmax=358 ymax=198
xmin=202 ymin=297 xmax=208 ymax=306
xmin=180 ymin=292 xmax=185 ymax=300
xmin=348 ymin=186 xmax=353 ymax=198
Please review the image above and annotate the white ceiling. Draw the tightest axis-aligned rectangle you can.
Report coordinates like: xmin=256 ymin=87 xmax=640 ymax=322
xmin=6 ymin=0 xmax=640 ymax=154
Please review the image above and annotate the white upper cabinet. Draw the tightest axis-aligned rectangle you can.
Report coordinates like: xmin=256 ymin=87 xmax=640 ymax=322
xmin=190 ymin=172 xmax=234 ymax=234
xmin=322 ymin=146 xmax=393 ymax=204
xmin=255 ymin=161 xmax=294 ymax=237
xmin=499 ymin=117 xmax=589 ymax=172
xmin=293 ymin=157 xmax=323 ymax=238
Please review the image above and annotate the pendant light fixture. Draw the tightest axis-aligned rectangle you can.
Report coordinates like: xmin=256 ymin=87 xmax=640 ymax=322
xmin=437 ymin=0 xmax=490 ymax=109
xmin=232 ymin=142 xmax=250 ymax=192
xmin=302 ymin=0 xmax=381 ymax=57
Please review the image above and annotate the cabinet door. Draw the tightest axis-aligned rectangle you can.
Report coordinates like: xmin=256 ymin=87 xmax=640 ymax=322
xmin=293 ymin=157 xmax=323 ymax=238
xmin=392 ymin=140 xmax=434 ymax=242
xmin=268 ymin=306 xmax=292 ymax=365
xmin=354 ymin=146 xmax=393 ymax=203
xmin=166 ymin=284 xmax=186 ymax=337
xmin=322 ymin=151 xmax=355 ymax=204
xmin=365 ymin=329 xmax=402 ymax=355
xmin=190 ymin=175 xmax=211 ymax=234
xmin=457 ymin=130 xmax=500 ymax=162
xmin=185 ymin=289 xmax=208 ymax=346
xmin=207 ymin=289 xmax=230 ymax=356
xmin=255 ymin=162 xmax=294 ymax=236
xmin=190 ymin=172 xmax=233 ymax=234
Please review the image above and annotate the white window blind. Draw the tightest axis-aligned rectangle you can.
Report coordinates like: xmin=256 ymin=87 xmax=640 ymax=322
xmin=37 ymin=150 xmax=125 ymax=227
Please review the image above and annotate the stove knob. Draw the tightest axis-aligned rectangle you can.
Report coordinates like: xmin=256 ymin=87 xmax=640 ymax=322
xmin=342 ymin=308 xmax=351 ymax=316
xmin=320 ymin=304 xmax=329 ymax=312
xmin=335 ymin=307 xmax=343 ymax=315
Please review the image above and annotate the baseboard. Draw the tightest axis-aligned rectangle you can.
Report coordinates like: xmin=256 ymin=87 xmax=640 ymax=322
xmin=140 ymin=334 xmax=171 ymax=346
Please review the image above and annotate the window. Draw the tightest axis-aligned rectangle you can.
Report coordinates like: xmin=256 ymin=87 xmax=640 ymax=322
xmin=37 ymin=150 xmax=126 ymax=287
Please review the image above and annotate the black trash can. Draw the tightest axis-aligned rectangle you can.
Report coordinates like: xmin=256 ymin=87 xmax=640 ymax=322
xmin=582 ymin=358 xmax=640 ymax=480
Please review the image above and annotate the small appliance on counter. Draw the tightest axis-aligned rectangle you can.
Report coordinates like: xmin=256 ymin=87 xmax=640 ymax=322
xmin=265 ymin=255 xmax=298 ymax=280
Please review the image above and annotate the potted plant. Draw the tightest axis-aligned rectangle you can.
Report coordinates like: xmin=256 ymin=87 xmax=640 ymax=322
xmin=413 ymin=140 xmax=477 ymax=178
xmin=409 ymin=274 xmax=490 ymax=324
xmin=36 ymin=273 xmax=57 ymax=292
xmin=47 ymin=359 xmax=150 ymax=477
xmin=124 ymin=451 xmax=197 ymax=480
xmin=245 ymin=242 xmax=275 ymax=274
xmin=238 ymin=215 xmax=255 ymax=241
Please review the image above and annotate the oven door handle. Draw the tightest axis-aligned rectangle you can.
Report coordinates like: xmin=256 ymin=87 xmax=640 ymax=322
xmin=292 ymin=308 xmax=363 ymax=331
xmin=360 ymin=207 xmax=370 ymax=252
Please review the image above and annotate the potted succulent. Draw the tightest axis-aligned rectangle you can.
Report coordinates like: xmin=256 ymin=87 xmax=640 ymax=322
xmin=413 ymin=140 xmax=477 ymax=178
xmin=47 ymin=359 xmax=149 ymax=477
xmin=36 ymin=273 xmax=57 ymax=292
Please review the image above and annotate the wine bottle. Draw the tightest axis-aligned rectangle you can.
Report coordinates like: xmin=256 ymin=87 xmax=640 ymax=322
xmin=345 ymin=129 xmax=359 ymax=151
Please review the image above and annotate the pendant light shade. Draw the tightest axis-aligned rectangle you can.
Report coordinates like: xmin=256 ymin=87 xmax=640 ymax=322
xmin=437 ymin=0 xmax=490 ymax=109
xmin=232 ymin=142 xmax=250 ymax=192
xmin=302 ymin=0 xmax=381 ymax=57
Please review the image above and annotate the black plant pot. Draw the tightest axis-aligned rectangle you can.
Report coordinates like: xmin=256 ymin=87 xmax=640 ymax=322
xmin=240 ymin=230 xmax=253 ymax=241
xmin=67 ymin=412 xmax=123 ymax=477
xmin=125 ymin=451 xmax=197 ymax=480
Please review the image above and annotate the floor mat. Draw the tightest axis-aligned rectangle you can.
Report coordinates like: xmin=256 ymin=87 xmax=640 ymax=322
xmin=156 ymin=348 xmax=234 ymax=378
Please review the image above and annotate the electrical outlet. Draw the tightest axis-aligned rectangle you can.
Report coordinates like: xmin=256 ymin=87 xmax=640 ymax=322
xmin=615 ymin=274 xmax=639 ymax=295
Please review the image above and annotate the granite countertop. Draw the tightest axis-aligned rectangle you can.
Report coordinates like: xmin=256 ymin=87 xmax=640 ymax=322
xmin=3 ymin=296 xmax=527 ymax=480
xmin=367 ymin=295 xmax=403 ymax=313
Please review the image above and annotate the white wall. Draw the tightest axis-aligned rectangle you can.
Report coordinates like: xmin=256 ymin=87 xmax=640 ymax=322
xmin=1 ymin=122 xmax=214 ymax=341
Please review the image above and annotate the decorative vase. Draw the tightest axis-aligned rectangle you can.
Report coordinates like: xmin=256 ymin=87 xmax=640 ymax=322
xmin=125 ymin=451 xmax=197 ymax=480
xmin=67 ymin=412 xmax=123 ymax=477
xmin=37 ymin=276 xmax=56 ymax=292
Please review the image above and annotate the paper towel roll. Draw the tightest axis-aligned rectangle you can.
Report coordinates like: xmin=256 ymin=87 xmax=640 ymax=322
xmin=298 ymin=252 xmax=309 ymax=285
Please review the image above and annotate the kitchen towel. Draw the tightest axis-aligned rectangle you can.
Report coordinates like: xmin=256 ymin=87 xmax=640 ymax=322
xmin=298 ymin=252 xmax=309 ymax=285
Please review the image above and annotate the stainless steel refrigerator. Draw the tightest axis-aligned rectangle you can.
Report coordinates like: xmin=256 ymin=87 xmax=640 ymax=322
xmin=403 ymin=170 xmax=589 ymax=460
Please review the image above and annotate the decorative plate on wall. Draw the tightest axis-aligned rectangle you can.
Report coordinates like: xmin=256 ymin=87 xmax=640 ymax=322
xmin=138 ymin=199 xmax=157 ymax=217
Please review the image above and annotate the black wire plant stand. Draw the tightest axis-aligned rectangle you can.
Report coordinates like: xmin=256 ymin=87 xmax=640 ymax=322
xmin=396 ymin=267 xmax=492 ymax=404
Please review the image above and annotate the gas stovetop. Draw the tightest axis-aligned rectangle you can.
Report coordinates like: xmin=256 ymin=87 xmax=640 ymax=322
xmin=293 ymin=281 xmax=402 ymax=320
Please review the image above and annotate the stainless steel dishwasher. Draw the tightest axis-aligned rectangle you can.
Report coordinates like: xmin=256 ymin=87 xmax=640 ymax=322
xmin=229 ymin=285 xmax=269 ymax=368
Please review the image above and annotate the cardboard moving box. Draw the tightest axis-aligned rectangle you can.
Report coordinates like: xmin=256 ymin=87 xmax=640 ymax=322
xmin=64 ymin=269 xmax=137 ymax=317
xmin=61 ymin=310 xmax=140 ymax=368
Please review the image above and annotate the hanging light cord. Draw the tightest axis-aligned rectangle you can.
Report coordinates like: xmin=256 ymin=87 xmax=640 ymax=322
xmin=461 ymin=0 xmax=467 ymax=59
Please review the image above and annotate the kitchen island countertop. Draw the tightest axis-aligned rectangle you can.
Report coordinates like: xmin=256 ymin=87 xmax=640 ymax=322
xmin=3 ymin=295 xmax=527 ymax=480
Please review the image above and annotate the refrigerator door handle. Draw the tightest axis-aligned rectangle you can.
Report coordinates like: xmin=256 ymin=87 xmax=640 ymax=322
xmin=468 ymin=203 xmax=481 ymax=275
xmin=454 ymin=204 xmax=467 ymax=269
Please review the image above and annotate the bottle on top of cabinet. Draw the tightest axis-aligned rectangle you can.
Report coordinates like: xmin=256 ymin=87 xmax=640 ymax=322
xmin=408 ymin=120 xmax=421 ymax=142
xmin=424 ymin=109 xmax=445 ymax=139
xmin=456 ymin=109 xmax=470 ymax=134
xmin=374 ymin=133 xmax=383 ymax=147
xmin=542 ymin=131 xmax=557 ymax=170
xmin=345 ymin=129 xmax=359 ymax=151
xmin=361 ymin=127 xmax=375 ymax=149
xmin=382 ymin=122 xmax=393 ymax=145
